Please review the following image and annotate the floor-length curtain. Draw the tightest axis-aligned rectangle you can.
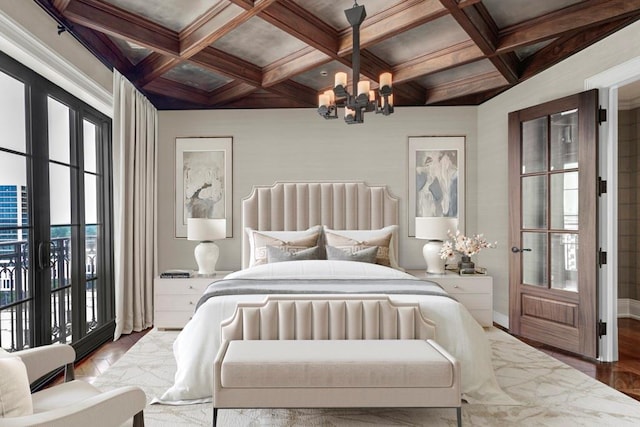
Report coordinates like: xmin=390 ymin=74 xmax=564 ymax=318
xmin=112 ymin=69 xmax=157 ymax=340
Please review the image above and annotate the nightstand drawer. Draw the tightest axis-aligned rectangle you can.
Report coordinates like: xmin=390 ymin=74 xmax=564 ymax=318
xmin=439 ymin=280 xmax=492 ymax=295
xmin=155 ymin=279 xmax=212 ymax=295
xmin=155 ymin=293 xmax=202 ymax=311
xmin=154 ymin=310 xmax=195 ymax=330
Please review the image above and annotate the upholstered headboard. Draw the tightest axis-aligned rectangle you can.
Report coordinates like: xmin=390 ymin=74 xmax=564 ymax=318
xmin=241 ymin=182 xmax=399 ymax=269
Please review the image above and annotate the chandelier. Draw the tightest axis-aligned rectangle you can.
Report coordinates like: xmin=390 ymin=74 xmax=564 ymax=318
xmin=317 ymin=2 xmax=394 ymax=124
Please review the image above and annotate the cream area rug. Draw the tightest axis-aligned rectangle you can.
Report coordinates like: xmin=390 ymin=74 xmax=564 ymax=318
xmin=93 ymin=328 xmax=640 ymax=426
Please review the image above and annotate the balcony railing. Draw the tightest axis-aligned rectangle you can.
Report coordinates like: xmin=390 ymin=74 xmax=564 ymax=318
xmin=0 ymin=237 xmax=98 ymax=351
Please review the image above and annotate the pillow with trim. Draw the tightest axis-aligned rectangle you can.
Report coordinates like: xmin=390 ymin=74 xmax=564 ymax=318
xmin=0 ymin=356 xmax=33 ymax=418
xmin=267 ymin=245 xmax=321 ymax=263
xmin=325 ymin=230 xmax=392 ymax=267
xmin=326 ymin=245 xmax=378 ymax=264
xmin=249 ymin=231 xmax=320 ymax=266
xmin=323 ymin=225 xmax=403 ymax=270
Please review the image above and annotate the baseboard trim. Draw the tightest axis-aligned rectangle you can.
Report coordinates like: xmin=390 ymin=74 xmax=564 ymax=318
xmin=493 ymin=310 xmax=509 ymax=329
xmin=617 ymin=298 xmax=640 ymax=320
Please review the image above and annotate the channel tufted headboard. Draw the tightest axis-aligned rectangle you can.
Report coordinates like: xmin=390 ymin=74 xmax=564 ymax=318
xmin=241 ymin=182 xmax=399 ymax=269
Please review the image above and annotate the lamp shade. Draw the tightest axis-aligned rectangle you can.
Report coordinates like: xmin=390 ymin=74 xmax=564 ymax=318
xmin=415 ymin=217 xmax=458 ymax=241
xmin=187 ymin=218 xmax=226 ymax=241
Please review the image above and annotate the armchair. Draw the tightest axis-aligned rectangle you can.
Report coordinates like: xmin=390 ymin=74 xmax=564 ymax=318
xmin=0 ymin=344 xmax=146 ymax=427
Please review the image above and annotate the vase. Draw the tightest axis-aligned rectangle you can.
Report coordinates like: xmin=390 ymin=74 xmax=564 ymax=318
xmin=458 ymin=255 xmax=475 ymax=275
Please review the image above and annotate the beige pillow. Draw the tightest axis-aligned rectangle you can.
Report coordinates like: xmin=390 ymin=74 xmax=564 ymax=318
xmin=250 ymin=232 xmax=320 ymax=266
xmin=0 ymin=356 xmax=33 ymax=418
xmin=325 ymin=231 xmax=392 ymax=267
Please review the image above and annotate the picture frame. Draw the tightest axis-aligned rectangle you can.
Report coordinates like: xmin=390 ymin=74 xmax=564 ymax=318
xmin=408 ymin=136 xmax=465 ymax=236
xmin=175 ymin=137 xmax=232 ymax=238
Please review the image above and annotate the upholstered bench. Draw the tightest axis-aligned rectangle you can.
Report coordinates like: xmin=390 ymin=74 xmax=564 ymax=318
xmin=212 ymin=296 xmax=462 ymax=426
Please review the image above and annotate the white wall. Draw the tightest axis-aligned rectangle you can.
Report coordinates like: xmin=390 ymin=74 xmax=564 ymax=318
xmin=158 ymin=107 xmax=478 ymax=272
xmin=477 ymin=20 xmax=640 ymax=323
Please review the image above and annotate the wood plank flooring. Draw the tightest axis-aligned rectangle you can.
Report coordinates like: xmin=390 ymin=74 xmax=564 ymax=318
xmin=57 ymin=319 xmax=640 ymax=402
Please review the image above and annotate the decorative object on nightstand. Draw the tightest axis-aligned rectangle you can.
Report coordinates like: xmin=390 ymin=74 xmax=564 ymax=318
xmin=187 ymin=218 xmax=226 ymax=275
xmin=415 ymin=217 xmax=458 ymax=274
xmin=440 ymin=230 xmax=496 ymax=275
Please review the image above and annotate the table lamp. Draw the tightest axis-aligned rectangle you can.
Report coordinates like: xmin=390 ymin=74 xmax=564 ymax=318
xmin=415 ymin=217 xmax=458 ymax=274
xmin=187 ymin=218 xmax=226 ymax=275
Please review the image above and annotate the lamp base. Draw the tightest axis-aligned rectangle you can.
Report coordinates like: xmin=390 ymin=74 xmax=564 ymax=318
xmin=194 ymin=241 xmax=219 ymax=276
xmin=423 ymin=241 xmax=446 ymax=274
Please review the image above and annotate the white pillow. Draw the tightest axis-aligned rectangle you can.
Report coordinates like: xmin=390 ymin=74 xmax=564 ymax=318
xmin=0 ymin=356 xmax=33 ymax=418
xmin=323 ymin=225 xmax=404 ymax=271
xmin=246 ymin=225 xmax=322 ymax=267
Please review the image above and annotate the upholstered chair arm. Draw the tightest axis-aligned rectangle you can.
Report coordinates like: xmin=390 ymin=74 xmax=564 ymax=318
xmin=0 ymin=386 xmax=146 ymax=427
xmin=10 ymin=344 xmax=76 ymax=384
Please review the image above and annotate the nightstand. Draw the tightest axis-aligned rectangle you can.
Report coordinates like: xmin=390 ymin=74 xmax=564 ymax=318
xmin=154 ymin=272 xmax=233 ymax=330
xmin=407 ymin=270 xmax=493 ymax=327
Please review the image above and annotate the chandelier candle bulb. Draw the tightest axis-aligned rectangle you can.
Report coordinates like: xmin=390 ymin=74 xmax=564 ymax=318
xmin=324 ymin=89 xmax=335 ymax=105
xmin=369 ymin=90 xmax=375 ymax=101
xmin=357 ymin=80 xmax=370 ymax=96
xmin=382 ymin=94 xmax=394 ymax=107
xmin=380 ymin=72 xmax=392 ymax=90
xmin=335 ymin=72 xmax=347 ymax=88
xmin=345 ymin=107 xmax=355 ymax=119
xmin=318 ymin=94 xmax=329 ymax=108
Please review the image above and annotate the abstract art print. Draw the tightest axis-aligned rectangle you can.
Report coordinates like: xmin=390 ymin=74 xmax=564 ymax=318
xmin=408 ymin=136 xmax=465 ymax=236
xmin=175 ymin=137 xmax=232 ymax=238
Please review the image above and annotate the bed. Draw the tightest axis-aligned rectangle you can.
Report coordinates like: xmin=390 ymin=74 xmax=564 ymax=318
xmin=156 ymin=182 xmax=513 ymax=405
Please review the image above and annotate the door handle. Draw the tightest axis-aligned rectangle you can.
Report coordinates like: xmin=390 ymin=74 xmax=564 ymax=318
xmin=511 ymin=246 xmax=532 ymax=253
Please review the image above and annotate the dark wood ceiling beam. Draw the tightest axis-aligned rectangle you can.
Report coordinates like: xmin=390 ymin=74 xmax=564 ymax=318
xmin=262 ymin=48 xmax=331 ymax=87
xmin=223 ymin=92 xmax=312 ymax=109
xmin=393 ymin=40 xmax=484 ymax=84
xmin=70 ymin=25 xmax=135 ymax=75
xmin=520 ymin=16 xmax=640 ymax=81
xmin=439 ymin=0 xmax=519 ymax=84
xmin=425 ymin=71 xmax=508 ymax=104
xmin=338 ymin=0 xmax=448 ymax=55
xmin=190 ymin=47 xmax=263 ymax=86
xmin=497 ymin=0 xmax=640 ymax=53
xmin=457 ymin=0 xmax=483 ymax=9
xmin=268 ymin=80 xmax=318 ymax=107
xmin=135 ymin=54 xmax=182 ymax=88
xmin=144 ymin=78 xmax=211 ymax=105
xmin=208 ymin=81 xmax=258 ymax=106
xmin=52 ymin=0 xmax=71 ymax=13
xmin=259 ymin=0 xmax=339 ymax=57
xmin=227 ymin=0 xmax=255 ymax=10
xmin=180 ymin=0 xmax=279 ymax=59
xmin=62 ymin=0 xmax=180 ymax=56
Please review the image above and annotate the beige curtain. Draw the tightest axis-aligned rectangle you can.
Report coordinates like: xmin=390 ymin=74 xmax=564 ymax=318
xmin=112 ymin=69 xmax=157 ymax=340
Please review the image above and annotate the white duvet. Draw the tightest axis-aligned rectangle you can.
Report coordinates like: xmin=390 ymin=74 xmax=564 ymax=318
xmin=156 ymin=260 xmax=515 ymax=405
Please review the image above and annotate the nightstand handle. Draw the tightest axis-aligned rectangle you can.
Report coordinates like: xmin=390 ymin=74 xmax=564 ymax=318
xmin=453 ymin=285 xmax=460 ymax=289
xmin=189 ymin=285 xmax=194 ymax=289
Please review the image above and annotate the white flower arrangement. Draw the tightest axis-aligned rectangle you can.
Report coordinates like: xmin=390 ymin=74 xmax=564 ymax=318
xmin=439 ymin=230 xmax=496 ymax=259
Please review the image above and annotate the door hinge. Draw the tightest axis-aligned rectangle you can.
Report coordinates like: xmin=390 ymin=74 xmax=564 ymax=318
xmin=598 ymin=177 xmax=607 ymax=196
xmin=598 ymin=248 xmax=607 ymax=267
xmin=598 ymin=107 xmax=607 ymax=125
xmin=598 ymin=320 xmax=607 ymax=338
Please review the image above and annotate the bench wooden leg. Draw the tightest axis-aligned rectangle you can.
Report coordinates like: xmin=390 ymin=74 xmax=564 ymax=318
xmin=213 ymin=407 xmax=218 ymax=426
xmin=133 ymin=411 xmax=144 ymax=427
xmin=456 ymin=406 xmax=462 ymax=427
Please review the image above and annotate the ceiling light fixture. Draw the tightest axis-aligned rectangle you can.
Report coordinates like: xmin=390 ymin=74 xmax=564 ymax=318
xmin=317 ymin=2 xmax=394 ymax=124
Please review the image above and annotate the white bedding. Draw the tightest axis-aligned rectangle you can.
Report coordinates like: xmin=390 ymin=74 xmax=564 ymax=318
xmin=155 ymin=260 xmax=515 ymax=405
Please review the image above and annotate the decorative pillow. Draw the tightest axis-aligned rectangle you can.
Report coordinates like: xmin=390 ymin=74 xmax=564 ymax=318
xmin=325 ymin=230 xmax=392 ymax=267
xmin=326 ymin=245 xmax=378 ymax=264
xmin=0 ymin=357 xmax=33 ymax=418
xmin=248 ymin=229 xmax=320 ymax=267
xmin=323 ymin=225 xmax=403 ymax=270
xmin=267 ymin=245 xmax=321 ymax=263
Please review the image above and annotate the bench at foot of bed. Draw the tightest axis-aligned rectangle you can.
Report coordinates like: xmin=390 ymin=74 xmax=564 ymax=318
xmin=212 ymin=296 xmax=462 ymax=427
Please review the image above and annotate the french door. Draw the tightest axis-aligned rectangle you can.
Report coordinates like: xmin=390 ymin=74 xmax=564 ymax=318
xmin=0 ymin=51 xmax=114 ymax=357
xmin=508 ymin=89 xmax=599 ymax=359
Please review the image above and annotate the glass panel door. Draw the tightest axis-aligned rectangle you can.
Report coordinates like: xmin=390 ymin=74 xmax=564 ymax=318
xmin=0 ymin=71 xmax=31 ymax=351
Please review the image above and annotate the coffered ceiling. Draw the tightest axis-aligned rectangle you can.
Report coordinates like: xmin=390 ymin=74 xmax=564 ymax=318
xmin=35 ymin=0 xmax=640 ymax=110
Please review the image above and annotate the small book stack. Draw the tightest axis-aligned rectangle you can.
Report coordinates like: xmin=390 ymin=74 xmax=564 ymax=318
xmin=160 ymin=269 xmax=192 ymax=278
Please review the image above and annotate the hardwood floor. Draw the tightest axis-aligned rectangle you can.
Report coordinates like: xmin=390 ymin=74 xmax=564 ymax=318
xmin=57 ymin=320 xmax=640 ymax=402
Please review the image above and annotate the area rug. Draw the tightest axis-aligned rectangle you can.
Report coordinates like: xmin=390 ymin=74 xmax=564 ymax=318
xmin=93 ymin=328 xmax=640 ymax=426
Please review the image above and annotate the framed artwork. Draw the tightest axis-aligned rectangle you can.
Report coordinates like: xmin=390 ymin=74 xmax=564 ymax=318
xmin=175 ymin=137 xmax=232 ymax=238
xmin=408 ymin=136 xmax=465 ymax=236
